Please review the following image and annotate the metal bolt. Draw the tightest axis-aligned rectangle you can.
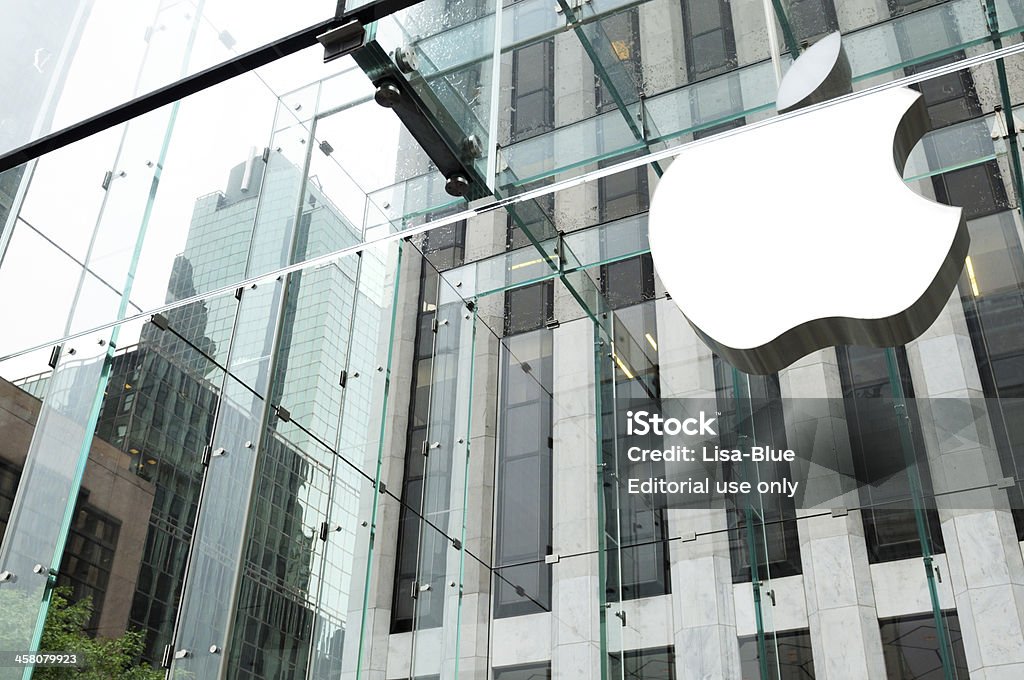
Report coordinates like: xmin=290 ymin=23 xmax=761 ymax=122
xmin=394 ymin=46 xmax=419 ymax=73
xmin=461 ymin=134 xmax=482 ymax=160
xmin=374 ymin=82 xmax=402 ymax=108
xmin=444 ymin=174 xmax=470 ymax=197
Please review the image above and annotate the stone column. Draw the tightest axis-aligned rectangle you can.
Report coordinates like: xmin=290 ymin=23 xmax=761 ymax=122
xmin=549 ymin=317 xmax=604 ymax=679
xmin=655 ymin=298 xmax=743 ymax=678
xmin=778 ymin=349 xmax=887 ymax=679
xmin=907 ymin=291 xmax=1024 ymax=678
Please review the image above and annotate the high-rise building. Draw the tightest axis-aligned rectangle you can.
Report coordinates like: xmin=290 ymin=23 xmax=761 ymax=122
xmin=3 ymin=0 xmax=1024 ymax=679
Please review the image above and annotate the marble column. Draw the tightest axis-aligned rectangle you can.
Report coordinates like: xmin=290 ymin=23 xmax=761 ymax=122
xmin=550 ymin=318 xmax=604 ymax=679
xmin=778 ymin=349 xmax=887 ymax=679
xmin=656 ymin=298 xmax=743 ymax=678
xmin=907 ymin=291 xmax=1024 ymax=679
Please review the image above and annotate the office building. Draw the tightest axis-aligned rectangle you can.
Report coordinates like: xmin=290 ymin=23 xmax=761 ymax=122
xmin=2 ymin=0 xmax=1024 ymax=678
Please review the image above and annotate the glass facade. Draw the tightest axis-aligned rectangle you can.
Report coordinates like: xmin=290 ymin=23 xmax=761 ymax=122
xmin=2 ymin=0 xmax=1024 ymax=678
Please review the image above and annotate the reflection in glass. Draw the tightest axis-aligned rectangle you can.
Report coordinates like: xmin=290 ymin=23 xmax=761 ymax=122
xmin=880 ymin=611 xmax=970 ymax=679
xmin=739 ymin=629 xmax=816 ymax=679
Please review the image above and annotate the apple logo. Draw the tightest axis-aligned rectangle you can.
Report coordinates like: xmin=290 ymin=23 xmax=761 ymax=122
xmin=648 ymin=32 xmax=969 ymax=375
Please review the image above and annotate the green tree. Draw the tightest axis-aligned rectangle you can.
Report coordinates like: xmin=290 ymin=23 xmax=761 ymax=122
xmin=30 ymin=586 xmax=164 ymax=680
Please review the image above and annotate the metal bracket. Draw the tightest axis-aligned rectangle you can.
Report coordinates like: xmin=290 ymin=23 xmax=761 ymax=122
xmin=353 ymin=39 xmax=488 ymax=199
xmin=317 ymin=20 xmax=366 ymax=63
xmin=48 ymin=345 xmax=62 ymax=369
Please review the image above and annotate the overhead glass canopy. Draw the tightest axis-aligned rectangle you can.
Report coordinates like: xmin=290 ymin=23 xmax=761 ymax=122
xmin=2 ymin=0 xmax=1024 ymax=679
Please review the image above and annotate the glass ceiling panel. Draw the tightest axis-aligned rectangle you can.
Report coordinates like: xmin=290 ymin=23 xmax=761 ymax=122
xmin=331 ymin=0 xmax=1024 ymax=224
xmin=3 ymin=12 xmax=1023 ymax=364
xmin=0 ymin=0 xmax=338 ymax=159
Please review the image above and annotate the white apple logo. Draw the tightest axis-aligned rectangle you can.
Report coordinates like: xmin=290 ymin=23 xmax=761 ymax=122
xmin=648 ymin=33 xmax=969 ymax=375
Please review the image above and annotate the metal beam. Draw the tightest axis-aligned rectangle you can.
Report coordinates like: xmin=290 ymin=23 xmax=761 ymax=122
xmin=0 ymin=0 xmax=429 ymax=174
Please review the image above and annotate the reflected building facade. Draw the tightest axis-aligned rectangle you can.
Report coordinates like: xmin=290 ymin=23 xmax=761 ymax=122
xmin=4 ymin=0 xmax=1024 ymax=679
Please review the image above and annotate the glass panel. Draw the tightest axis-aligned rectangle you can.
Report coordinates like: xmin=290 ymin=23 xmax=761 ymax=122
xmin=0 ymin=317 xmax=149 ymax=677
xmin=0 ymin=0 xmax=339 ymax=158
xmin=407 ymin=262 xmax=476 ymax=677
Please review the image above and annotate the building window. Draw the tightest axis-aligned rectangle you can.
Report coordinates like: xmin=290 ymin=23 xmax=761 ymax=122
xmin=600 ymin=254 xmax=656 ymax=310
xmin=598 ymin=157 xmax=650 ymax=224
xmin=603 ymin=301 xmax=669 ymax=601
xmin=609 ymin=646 xmax=676 ymax=678
xmin=960 ymin=211 xmax=1024 ymax=538
xmin=782 ymin=0 xmax=838 ymax=46
xmin=494 ymin=329 xmax=553 ymax=618
xmin=507 ymin=181 xmax=555 ymax=251
xmin=392 ymin=265 xmax=445 ymax=634
xmin=595 ymin=8 xmax=643 ymax=114
xmin=0 ymin=458 xmax=19 ymax=540
xmin=836 ymin=346 xmax=945 ymax=563
xmin=493 ymin=662 xmax=551 ymax=679
xmin=932 ymin=160 xmax=1011 ymax=221
xmin=510 ymin=39 xmax=555 ymax=142
xmin=880 ymin=611 xmax=970 ymax=678
xmin=504 ymin=281 xmax=554 ymax=336
xmin=713 ymin=361 xmax=802 ymax=582
xmin=738 ymin=629 xmax=816 ymax=679
xmin=681 ymin=0 xmax=737 ymax=81
xmin=57 ymin=499 xmax=120 ymax=633
xmin=421 ymin=220 xmax=467 ymax=272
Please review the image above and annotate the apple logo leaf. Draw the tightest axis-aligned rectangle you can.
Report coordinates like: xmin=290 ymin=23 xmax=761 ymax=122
xmin=649 ymin=32 xmax=969 ymax=375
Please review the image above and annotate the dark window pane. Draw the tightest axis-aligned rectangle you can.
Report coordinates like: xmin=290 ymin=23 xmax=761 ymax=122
xmin=495 ymin=330 xmax=553 ymax=618
xmin=784 ymin=0 xmax=839 ymax=43
xmin=836 ymin=346 xmax=945 ymax=562
xmin=494 ymin=663 xmax=551 ymax=680
xmin=880 ymin=611 xmax=970 ymax=679
xmin=739 ymin=629 xmax=817 ymax=679
xmin=682 ymin=0 xmax=736 ymax=80
xmin=609 ymin=646 xmax=676 ymax=679
xmin=601 ymin=255 xmax=655 ymax=310
xmin=504 ymin=281 xmax=554 ymax=336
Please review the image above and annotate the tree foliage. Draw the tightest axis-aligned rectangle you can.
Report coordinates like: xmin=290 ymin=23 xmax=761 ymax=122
xmin=28 ymin=587 xmax=163 ymax=680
